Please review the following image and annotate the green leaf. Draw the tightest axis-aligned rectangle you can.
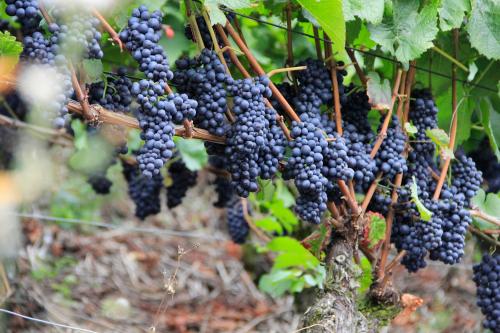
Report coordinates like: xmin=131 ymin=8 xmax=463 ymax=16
xmin=358 ymin=257 xmax=372 ymax=293
xmin=426 ymin=128 xmax=450 ymax=148
xmin=273 ymin=179 xmax=295 ymax=208
xmin=404 ymin=122 xmax=418 ymax=135
xmin=204 ymin=0 xmax=253 ymax=25
xmin=367 ymin=214 xmax=386 ymax=249
xmin=479 ymin=98 xmax=500 ymax=161
xmin=368 ymin=0 xmax=439 ymax=66
xmin=471 ymin=189 xmax=500 ymax=229
xmin=296 ymin=0 xmax=346 ymax=58
xmin=255 ymin=217 xmax=283 ymax=234
xmin=174 ymin=138 xmax=208 ymax=171
xmin=274 ymin=252 xmax=317 ymax=269
xmin=438 ymin=0 xmax=470 ymax=31
xmin=82 ymin=59 xmax=103 ymax=85
xmin=0 ymin=31 xmax=22 ymax=70
xmin=71 ymin=119 xmax=87 ymax=150
xmin=343 ymin=0 xmax=384 ymax=24
xmin=353 ymin=23 xmax=377 ymax=49
xmin=258 ymin=269 xmax=295 ymax=297
xmin=410 ymin=177 xmax=433 ymax=222
xmin=266 ymin=236 xmax=319 ymax=266
xmin=366 ymin=71 xmax=391 ymax=109
xmin=466 ymin=0 xmax=500 ymax=60
xmin=268 ymin=200 xmax=298 ymax=233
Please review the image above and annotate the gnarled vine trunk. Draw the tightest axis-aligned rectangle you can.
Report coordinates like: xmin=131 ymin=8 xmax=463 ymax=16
xmin=301 ymin=234 xmax=400 ymax=333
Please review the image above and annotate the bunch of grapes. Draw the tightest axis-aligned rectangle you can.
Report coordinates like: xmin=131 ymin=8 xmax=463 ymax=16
xmin=174 ymin=49 xmax=229 ymax=136
xmin=470 ymin=140 xmax=500 ymax=193
xmin=341 ymin=86 xmax=374 ymax=141
xmin=374 ymin=116 xmax=408 ymax=181
xmin=5 ymin=0 xmax=41 ymax=33
xmin=209 ymin=156 xmax=235 ymax=208
xmin=226 ymin=196 xmax=249 ymax=244
xmin=473 ymin=254 xmax=500 ymax=333
xmin=121 ymin=6 xmax=197 ymax=178
xmin=451 ymin=152 xmax=482 ymax=204
xmin=284 ymin=122 xmax=329 ymax=224
xmin=88 ymin=69 xmax=133 ymax=112
xmin=122 ymin=161 xmax=162 ymax=220
xmin=224 ymin=76 xmax=285 ymax=197
xmin=165 ymin=160 xmax=198 ymax=208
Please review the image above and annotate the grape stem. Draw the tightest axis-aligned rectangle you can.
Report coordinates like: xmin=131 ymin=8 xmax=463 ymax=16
xmin=323 ymin=33 xmax=343 ymax=135
xmin=241 ymin=198 xmax=271 ymax=243
xmin=346 ymin=48 xmax=367 ymax=87
xmin=369 ymin=69 xmax=403 ymax=158
xmin=91 ymin=9 xmax=124 ymax=52
xmin=395 ymin=71 xmax=407 ymax=121
xmin=384 ymin=250 xmax=407 ymax=275
xmin=185 ymin=0 xmax=205 ymax=50
xmin=361 ymin=172 xmax=383 ymax=212
xmin=225 ymin=21 xmax=301 ymax=122
xmin=66 ymin=100 xmax=226 ymax=144
xmin=433 ymin=30 xmax=459 ymax=200
xmin=312 ymin=26 xmax=323 ymax=61
xmin=337 ymin=180 xmax=359 ymax=213
xmin=201 ymin=6 xmax=229 ymax=71
xmin=377 ymin=173 xmax=403 ymax=282
xmin=470 ymin=209 xmax=500 ymax=227
xmin=267 ymin=66 xmax=307 ymax=78
xmin=469 ymin=226 xmax=500 ymax=248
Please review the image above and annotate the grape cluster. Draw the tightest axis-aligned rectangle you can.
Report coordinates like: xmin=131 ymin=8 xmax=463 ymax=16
xmin=87 ymin=175 xmax=113 ymax=195
xmin=88 ymin=69 xmax=133 ymax=111
xmin=165 ymin=160 xmax=198 ymax=208
xmin=226 ymin=197 xmax=249 ymax=244
xmin=284 ymin=122 xmax=329 ymax=224
xmin=209 ymin=156 xmax=235 ymax=208
xmin=341 ymin=86 xmax=374 ymax=141
xmin=0 ymin=19 xmax=11 ymax=32
xmin=470 ymin=139 xmax=500 ymax=193
xmin=121 ymin=6 xmax=198 ymax=177
xmin=451 ymin=152 xmax=482 ymax=203
xmin=174 ymin=49 xmax=229 ymax=136
xmin=122 ymin=161 xmax=162 ymax=220
xmin=5 ymin=0 xmax=41 ymax=33
xmin=473 ymin=254 xmax=500 ymax=333
xmin=50 ymin=9 xmax=103 ymax=60
xmin=224 ymin=76 xmax=285 ymax=197
xmin=374 ymin=116 xmax=408 ymax=181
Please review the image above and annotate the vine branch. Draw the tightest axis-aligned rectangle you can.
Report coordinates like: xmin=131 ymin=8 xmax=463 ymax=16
xmin=91 ymin=9 xmax=123 ymax=51
xmin=346 ymin=48 xmax=367 ymax=87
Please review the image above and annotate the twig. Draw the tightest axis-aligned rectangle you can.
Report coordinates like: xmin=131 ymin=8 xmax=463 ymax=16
xmin=0 ymin=114 xmax=72 ymax=141
xmin=469 ymin=226 xmax=500 ymax=248
xmin=91 ymin=9 xmax=123 ymax=51
xmin=327 ymin=201 xmax=340 ymax=219
xmin=215 ymin=25 xmax=251 ymax=77
xmin=337 ymin=180 xmax=359 ymax=213
xmin=201 ymin=6 xmax=229 ymax=72
xmin=285 ymin=3 xmax=294 ymax=67
xmin=384 ymin=250 xmax=406 ymax=274
xmin=326 ymin=34 xmax=343 ymax=135
xmin=67 ymin=100 xmax=226 ymax=144
xmin=241 ymin=198 xmax=271 ymax=243
xmin=185 ymin=0 xmax=205 ymax=50
xmin=428 ymin=167 xmax=440 ymax=181
xmin=0 ymin=308 xmax=99 ymax=333
xmin=395 ymin=71 xmax=407 ymax=121
xmin=431 ymin=45 xmax=468 ymax=72
xmin=370 ymin=69 xmax=403 ymax=158
xmin=312 ymin=26 xmax=323 ymax=61
xmin=267 ymin=66 xmax=307 ymax=78
xmin=433 ymin=30 xmax=459 ymax=200
xmin=377 ymin=173 xmax=403 ymax=282
xmin=470 ymin=209 xmax=500 ymax=227
xmin=402 ymin=62 xmax=416 ymax=124
xmin=225 ymin=21 xmax=300 ymax=122
xmin=276 ymin=115 xmax=292 ymax=141
xmin=361 ymin=172 xmax=383 ymax=212
xmin=346 ymin=48 xmax=367 ymax=87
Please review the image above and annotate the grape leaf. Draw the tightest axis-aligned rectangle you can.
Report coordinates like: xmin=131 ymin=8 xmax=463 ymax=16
xmin=479 ymin=98 xmax=500 ymax=161
xmin=204 ymin=0 xmax=253 ymax=25
xmin=426 ymin=128 xmax=450 ymax=148
xmin=343 ymin=0 xmax=384 ymax=24
xmin=366 ymin=72 xmax=391 ymax=109
xmin=466 ymin=0 xmax=500 ymax=60
xmin=471 ymin=189 xmax=500 ymax=230
xmin=0 ymin=31 xmax=22 ymax=71
xmin=438 ymin=0 xmax=470 ymax=31
xmin=410 ymin=177 xmax=432 ymax=222
xmin=405 ymin=122 xmax=418 ymax=135
xmin=255 ymin=217 xmax=283 ymax=234
xmin=174 ymin=138 xmax=208 ymax=171
xmin=82 ymin=59 xmax=103 ymax=85
xmin=295 ymin=0 xmax=346 ymax=58
xmin=368 ymin=0 xmax=439 ymax=66
xmin=367 ymin=213 xmax=386 ymax=249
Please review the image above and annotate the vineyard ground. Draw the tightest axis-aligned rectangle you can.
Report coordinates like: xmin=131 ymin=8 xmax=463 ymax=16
xmin=1 ymin=171 xmax=485 ymax=333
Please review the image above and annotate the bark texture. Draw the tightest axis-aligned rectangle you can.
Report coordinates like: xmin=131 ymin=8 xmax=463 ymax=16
xmin=301 ymin=234 xmax=399 ymax=333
